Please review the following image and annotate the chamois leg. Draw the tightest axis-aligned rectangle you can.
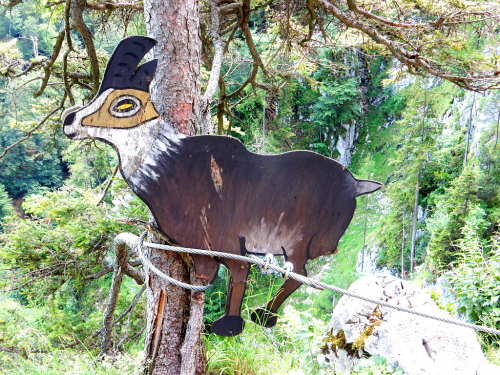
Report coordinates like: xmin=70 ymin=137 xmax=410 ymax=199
xmin=210 ymin=258 xmax=250 ymax=337
xmin=251 ymin=261 xmax=307 ymax=328
xmin=191 ymin=254 xmax=220 ymax=284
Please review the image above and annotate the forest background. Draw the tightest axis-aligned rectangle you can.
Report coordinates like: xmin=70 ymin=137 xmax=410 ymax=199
xmin=0 ymin=0 xmax=500 ymax=374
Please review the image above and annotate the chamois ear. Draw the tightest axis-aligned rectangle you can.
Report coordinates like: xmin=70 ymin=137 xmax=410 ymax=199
xmin=355 ymin=179 xmax=382 ymax=196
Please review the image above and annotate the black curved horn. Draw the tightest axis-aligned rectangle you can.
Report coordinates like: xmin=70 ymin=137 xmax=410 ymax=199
xmin=98 ymin=36 xmax=158 ymax=95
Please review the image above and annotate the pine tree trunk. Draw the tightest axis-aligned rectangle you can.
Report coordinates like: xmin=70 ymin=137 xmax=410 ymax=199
xmin=142 ymin=1 xmax=206 ymax=374
xmin=410 ymin=172 xmax=420 ymax=273
xmin=361 ymin=192 xmax=368 ymax=272
xmin=464 ymin=93 xmax=475 ymax=166
xmin=401 ymin=213 xmax=405 ymax=279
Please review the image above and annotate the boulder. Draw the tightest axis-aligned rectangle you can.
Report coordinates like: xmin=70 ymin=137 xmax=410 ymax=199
xmin=323 ymin=275 xmax=498 ymax=375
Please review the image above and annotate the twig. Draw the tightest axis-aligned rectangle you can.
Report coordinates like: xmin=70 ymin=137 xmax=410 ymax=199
xmin=84 ymin=260 xmax=141 ymax=280
xmin=96 ymin=164 xmax=120 ymax=206
xmin=117 ymin=284 xmax=146 ymax=349
xmin=0 ymin=94 xmax=67 ymax=160
xmin=128 ymin=324 xmax=146 ymax=344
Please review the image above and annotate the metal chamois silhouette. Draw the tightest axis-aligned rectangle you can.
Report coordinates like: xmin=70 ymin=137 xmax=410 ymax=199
xmin=62 ymin=36 xmax=382 ymax=337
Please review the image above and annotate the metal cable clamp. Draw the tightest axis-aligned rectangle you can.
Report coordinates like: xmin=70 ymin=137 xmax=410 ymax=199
xmin=263 ymin=253 xmax=275 ymax=271
xmin=283 ymin=262 xmax=293 ymax=279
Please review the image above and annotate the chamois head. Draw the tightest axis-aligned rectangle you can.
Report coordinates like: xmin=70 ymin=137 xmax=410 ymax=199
xmin=62 ymin=36 xmax=159 ymax=141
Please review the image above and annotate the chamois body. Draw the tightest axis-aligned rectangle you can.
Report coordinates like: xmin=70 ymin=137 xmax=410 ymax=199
xmin=127 ymin=127 xmax=358 ymax=267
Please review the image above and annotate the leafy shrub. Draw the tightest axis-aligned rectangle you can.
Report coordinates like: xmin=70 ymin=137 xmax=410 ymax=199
xmin=0 ymin=187 xmax=146 ymax=351
xmin=352 ymin=355 xmax=404 ymax=375
xmin=446 ymin=206 xmax=500 ymax=328
xmin=428 ymin=290 xmax=455 ymax=315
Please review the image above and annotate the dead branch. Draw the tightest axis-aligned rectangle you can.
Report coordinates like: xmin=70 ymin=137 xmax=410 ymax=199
xmin=240 ymin=0 xmax=271 ymax=79
xmin=63 ymin=0 xmax=76 ymax=105
xmin=128 ymin=323 xmax=146 ymax=343
xmin=200 ymin=0 xmax=227 ymax=134
xmin=11 ymin=59 xmax=46 ymax=79
xmin=99 ymin=252 xmax=124 ymax=356
xmin=85 ymin=0 xmax=143 ymax=11
xmin=33 ymin=29 xmax=65 ymax=97
xmin=84 ymin=260 xmax=141 ymax=280
xmin=115 ymin=218 xmax=149 ymax=227
xmin=346 ymin=0 xmax=421 ymax=28
xmin=0 ymin=265 xmax=65 ymax=293
xmin=94 ymin=283 xmax=145 ymax=338
xmin=301 ymin=0 xmax=317 ymax=45
xmin=99 ymin=232 xmax=144 ymax=356
xmin=114 ymin=233 xmax=145 ymax=284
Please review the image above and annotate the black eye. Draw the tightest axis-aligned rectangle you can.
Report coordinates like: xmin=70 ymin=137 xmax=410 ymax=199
xmin=109 ymin=95 xmax=141 ymax=117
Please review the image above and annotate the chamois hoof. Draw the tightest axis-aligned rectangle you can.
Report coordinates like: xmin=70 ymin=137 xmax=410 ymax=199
xmin=251 ymin=308 xmax=278 ymax=328
xmin=211 ymin=315 xmax=245 ymax=337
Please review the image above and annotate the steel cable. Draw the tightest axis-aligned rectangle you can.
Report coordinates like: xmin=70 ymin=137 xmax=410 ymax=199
xmin=138 ymin=231 xmax=500 ymax=335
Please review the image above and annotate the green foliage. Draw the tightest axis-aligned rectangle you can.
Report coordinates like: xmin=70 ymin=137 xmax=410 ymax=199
xmin=0 ymin=187 xmax=145 ymax=350
xmin=446 ymin=206 xmax=500 ymax=328
xmin=0 ymin=75 xmax=69 ymax=199
xmin=63 ymin=141 xmax=117 ymax=189
xmin=0 ymin=125 xmax=65 ymax=198
xmin=352 ymin=355 xmax=404 ymax=375
xmin=380 ymin=80 xmax=459 ymax=269
xmin=428 ymin=290 xmax=455 ymax=315
xmin=0 ymin=349 xmax=141 ymax=375
xmin=205 ymin=305 xmax=327 ymax=375
xmin=479 ymin=333 xmax=500 ymax=367
xmin=0 ymin=2 xmax=60 ymax=58
xmin=280 ymin=307 xmax=328 ymax=375
xmin=0 ymin=183 xmax=13 ymax=221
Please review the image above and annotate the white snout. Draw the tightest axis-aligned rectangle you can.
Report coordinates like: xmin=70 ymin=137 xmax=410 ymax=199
xmin=61 ymin=105 xmax=82 ymax=122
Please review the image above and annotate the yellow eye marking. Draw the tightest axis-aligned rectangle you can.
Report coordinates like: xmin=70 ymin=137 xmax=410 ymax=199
xmin=82 ymin=89 xmax=159 ymax=129
xmin=117 ymin=103 xmax=133 ymax=110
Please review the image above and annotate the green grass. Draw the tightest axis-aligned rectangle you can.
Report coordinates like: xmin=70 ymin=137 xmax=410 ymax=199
xmin=206 ymin=303 xmax=328 ymax=375
xmin=314 ymin=196 xmax=383 ymax=314
xmin=0 ymin=350 xmax=142 ymax=375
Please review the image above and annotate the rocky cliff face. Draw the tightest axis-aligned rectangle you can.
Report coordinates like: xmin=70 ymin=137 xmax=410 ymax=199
xmin=336 ymin=122 xmax=357 ymax=167
xmin=332 ymin=49 xmax=372 ymax=167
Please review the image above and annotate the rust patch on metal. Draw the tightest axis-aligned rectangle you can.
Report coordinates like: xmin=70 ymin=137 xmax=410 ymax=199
xmin=210 ymin=155 xmax=223 ymax=198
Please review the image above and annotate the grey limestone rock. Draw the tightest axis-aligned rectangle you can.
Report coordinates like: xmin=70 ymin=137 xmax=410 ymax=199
xmin=324 ymin=275 xmax=498 ymax=375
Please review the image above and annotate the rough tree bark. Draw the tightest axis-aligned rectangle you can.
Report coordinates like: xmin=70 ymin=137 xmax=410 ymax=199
xmin=141 ymin=1 xmax=207 ymax=374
